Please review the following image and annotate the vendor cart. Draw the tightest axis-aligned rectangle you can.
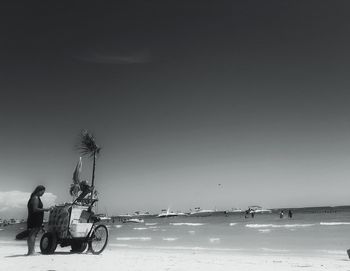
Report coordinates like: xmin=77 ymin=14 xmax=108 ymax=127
xmin=40 ymin=199 xmax=108 ymax=255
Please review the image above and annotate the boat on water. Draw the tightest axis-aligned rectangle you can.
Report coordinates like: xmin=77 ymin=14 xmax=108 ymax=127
xmin=157 ymin=209 xmax=178 ymax=218
xmin=9 ymin=218 xmax=21 ymax=224
xmin=229 ymin=208 xmax=243 ymax=213
xmin=133 ymin=211 xmax=155 ymax=218
xmin=224 ymin=208 xmax=243 ymax=215
xmin=247 ymin=206 xmax=272 ymax=214
xmin=96 ymin=214 xmax=113 ymax=222
xmin=122 ymin=218 xmax=145 ymax=223
xmin=189 ymin=207 xmax=215 ymax=217
xmin=175 ymin=211 xmax=187 ymax=216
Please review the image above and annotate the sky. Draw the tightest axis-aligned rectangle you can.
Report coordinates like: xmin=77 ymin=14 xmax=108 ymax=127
xmin=1 ymin=1 xmax=350 ymax=218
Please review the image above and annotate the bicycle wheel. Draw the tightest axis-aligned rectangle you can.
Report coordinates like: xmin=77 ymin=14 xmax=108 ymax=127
xmin=40 ymin=232 xmax=57 ymax=254
xmin=88 ymin=224 xmax=108 ymax=254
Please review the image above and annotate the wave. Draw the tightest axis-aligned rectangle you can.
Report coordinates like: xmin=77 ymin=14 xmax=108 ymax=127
xmin=229 ymin=223 xmax=237 ymax=226
xmin=320 ymin=222 xmax=350 ymax=226
xmin=114 ymin=225 xmax=122 ymax=228
xmin=261 ymin=248 xmax=289 ymax=252
xmin=188 ymin=230 xmax=195 ymax=234
xmin=133 ymin=227 xmax=148 ymax=230
xmin=145 ymin=223 xmax=158 ymax=226
xmin=116 ymin=237 xmax=151 ymax=241
xmin=246 ymin=223 xmax=315 ymax=228
xmin=162 ymin=237 xmax=178 ymax=241
xmin=170 ymin=223 xmax=204 ymax=226
xmin=317 ymin=249 xmax=346 ymax=255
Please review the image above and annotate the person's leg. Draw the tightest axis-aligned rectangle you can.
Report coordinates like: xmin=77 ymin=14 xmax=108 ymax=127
xmin=27 ymin=228 xmax=40 ymax=255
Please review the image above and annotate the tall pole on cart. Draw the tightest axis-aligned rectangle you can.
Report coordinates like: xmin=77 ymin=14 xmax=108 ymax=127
xmin=77 ymin=130 xmax=101 ymax=202
xmin=91 ymin=151 xmax=96 ymax=200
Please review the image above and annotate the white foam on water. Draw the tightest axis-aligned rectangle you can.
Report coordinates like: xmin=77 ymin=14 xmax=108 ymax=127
xmin=162 ymin=237 xmax=178 ymax=241
xmin=188 ymin=230 xmax=195 ymax=234
xmin=170 ymin=223 xmax=204 ymax=226
xmin=320 ymin=222 xmax=350 ymax=226
xmin=0 ymin=229 xmax=4 ymax=231
xmin=261 ymin=247 xmax=289 ymax=252
xmin=116 ymin=237 xmax=151 ymax=241
xmin=246 ymin=223 xmax=315 ymax=228
xmin=133 ymin=227 xmax=148 ymax=230
xmin=229 ymin=223 xmax=237 ymax=226
xmin=148 ymin=226 xmax=159 ymax=229
xmin=209 ymin=238 xmax=220 ymax=243
xmin=145 ymin=223 xmax=158 ymax=226
xmin=258 ymin=229 xmax=271 ymax=233
xmin=114 ymin=225 xmax=122 ymax=228
xmin=317 ymin=249 xmax=346 ymax=255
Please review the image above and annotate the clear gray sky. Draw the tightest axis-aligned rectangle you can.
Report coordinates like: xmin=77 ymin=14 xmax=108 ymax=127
xmin=1 ymin=1 xmax=350 ymax=218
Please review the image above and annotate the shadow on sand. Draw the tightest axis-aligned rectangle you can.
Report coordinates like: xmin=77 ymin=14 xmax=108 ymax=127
xmin=5 ymin=251 xmax=85 ymax=258
xmin=5 ymin=254 xmax=28 ymax=258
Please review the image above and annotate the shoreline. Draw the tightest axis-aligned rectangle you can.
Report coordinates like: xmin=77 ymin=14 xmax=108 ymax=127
xmin=1 ymin=242 xmax=348 ymax=271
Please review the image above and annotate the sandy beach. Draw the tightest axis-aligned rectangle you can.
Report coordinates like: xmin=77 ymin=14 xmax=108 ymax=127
xmin=1 ymin=242 xmax=349 ymax=271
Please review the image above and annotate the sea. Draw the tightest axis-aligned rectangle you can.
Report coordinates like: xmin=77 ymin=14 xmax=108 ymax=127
xmin=2 ymin=207 xmax=350 ymax=257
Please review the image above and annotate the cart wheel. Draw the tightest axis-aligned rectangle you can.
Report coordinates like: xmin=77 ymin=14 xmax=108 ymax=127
xmin=71 ymin=241 xmax=87 ymax=253
xmin=88 ymin=224 xmax=108 ymax=254
xmin=40 ymin=232 xmax=57 ymax=254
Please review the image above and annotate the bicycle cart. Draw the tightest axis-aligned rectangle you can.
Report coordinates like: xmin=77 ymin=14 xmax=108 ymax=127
xmin=40 ymin=199 xmax=108 ymax=255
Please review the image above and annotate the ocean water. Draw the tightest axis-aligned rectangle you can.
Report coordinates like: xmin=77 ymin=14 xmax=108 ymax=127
xmin=109 ymin=211 xmax=350 ymax=256
xmin=2 ymin=209 xmax=350 ymax=257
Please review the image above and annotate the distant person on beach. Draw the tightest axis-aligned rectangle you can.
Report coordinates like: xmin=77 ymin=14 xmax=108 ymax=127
xmin=279 ymin=210 xmax=284 ymax=219
xmin=26 ymin=185 xmax=51 ymax=255
xmin=244 ymin=209 xmax=250 ymax=219
xmin=288 ymin=210 xmax=293 ymax=219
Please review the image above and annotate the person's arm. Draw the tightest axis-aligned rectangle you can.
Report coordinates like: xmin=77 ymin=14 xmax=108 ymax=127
xmin=31 ymin=197 xmax=50 ymax=212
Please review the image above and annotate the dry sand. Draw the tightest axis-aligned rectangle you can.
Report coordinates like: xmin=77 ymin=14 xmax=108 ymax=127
xmin=1 ymin=243 xmax=349 ymax=271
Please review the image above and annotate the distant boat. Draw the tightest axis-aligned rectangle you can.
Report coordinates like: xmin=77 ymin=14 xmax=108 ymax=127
xmin=133 ymin=211 xmax=154 ymax=218
xmin=96 ymin=214 xmax=112 ymax=222
xmin=189 ymin=207 xmax=215 ymax=217
xmin=247 ymin=206 xmax=272 ymax=214
xmin=175 ymin=211 xmax=188 ymax=216
xmin=9 ymin=218 xmax=20 ymax=224
xmin=123 ymin=218 xmax=144 ymax=223
xmin=229 ymin=208 xmax=243 ymax=213
xmin=224 ymin=208 xmax=243 ymax=214
xmin=118 ymin=214 xmax=133 ymax=218
xmin=157 ymin=209 xmax=178 ymax=218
